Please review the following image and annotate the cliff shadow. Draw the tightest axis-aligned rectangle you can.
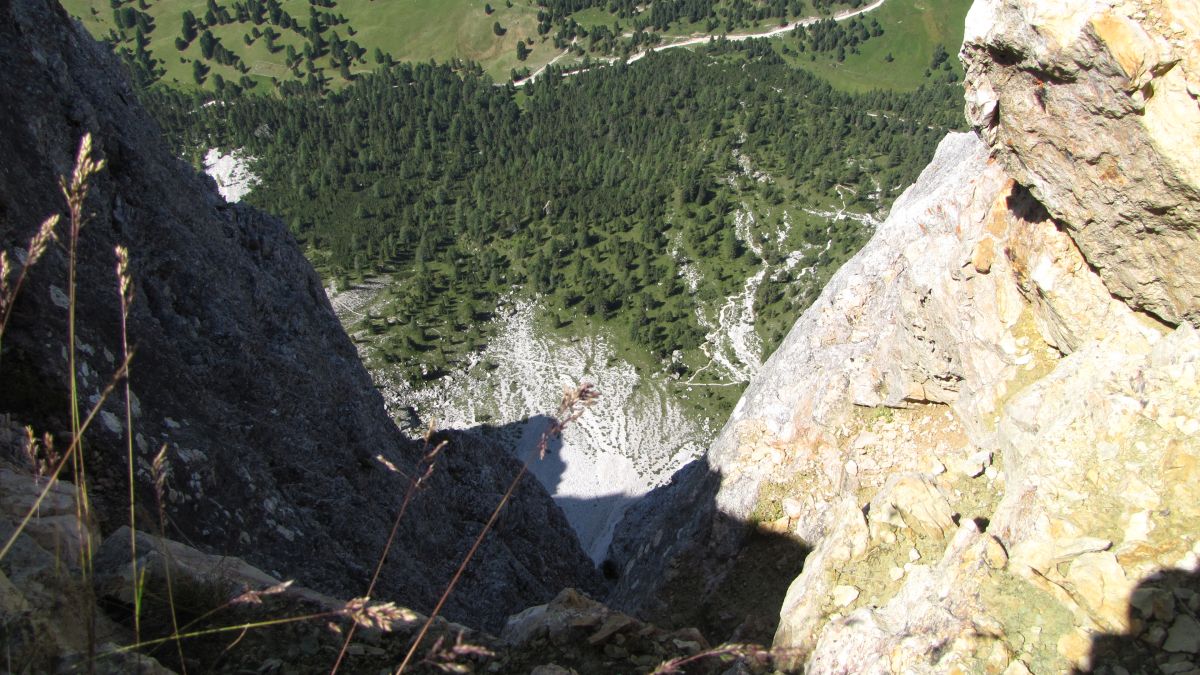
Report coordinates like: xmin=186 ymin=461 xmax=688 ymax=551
xmin=1079 ymin=565 xmax=1200 ymax=674
xmin=604 ymin=457 xmax=813 ymax=647
xmin=462 ymin=414 xmax=567 ymax=496
xmin=461 ymin=415 xmax=640 ymax=565
xmin=457 ymin=419 xmax=811 ymax=647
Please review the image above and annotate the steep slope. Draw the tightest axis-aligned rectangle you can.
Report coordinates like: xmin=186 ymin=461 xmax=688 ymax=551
xmin=0 ymin=0 xmax=598 ymax=634
xmin=611 ymin=0 xmax=1199 ymax=671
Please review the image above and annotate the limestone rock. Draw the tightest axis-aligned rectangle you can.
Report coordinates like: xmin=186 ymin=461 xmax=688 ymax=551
xmin=504 ymin=589 xmax=603 ymax=646
xmin=1065 ymin=551 xmax=1136 ymax=631
xmin=957 ymin=449 xmax=992 ymax=478
xmin=870 ymin=474 xmax=958 ymax=540
xmin=802 ymin=523 xmax=1006 ymax=674
xmin=963 ymin=0 xmax=1200 ymax=325
xmin=93 ymin=526 xmax=349 ymax=615
xmin=774 ymin=496 xmax=874 ymax=655
xmin=498 ymin=588 xmax=756 ymax=674
xmin=0 ymin=468 xmax=99 ymax=569
xmin=0 ymin=463 xmax=176 ymax=672
xmin=831 ymin=586 xmax=860 ymax=607
xmin=725 ymin=1 xmax=1200 ymax=670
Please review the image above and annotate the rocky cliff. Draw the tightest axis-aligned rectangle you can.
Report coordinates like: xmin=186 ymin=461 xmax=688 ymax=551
xmin=612 ymin=0 xmax=1199 ymax=672
xmin=0 ymin=0 xmax=598 ymax=644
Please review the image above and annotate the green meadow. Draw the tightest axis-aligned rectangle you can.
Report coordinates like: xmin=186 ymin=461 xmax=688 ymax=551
xmin=59 ymin=0 xmax=571 ymax=87
xmin=782 ymin=0 xmax=973 ymax=92
xmin=59 ymin=0 xmax=970 ymax=92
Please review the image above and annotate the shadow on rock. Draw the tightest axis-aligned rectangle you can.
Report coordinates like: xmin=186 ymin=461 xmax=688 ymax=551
xmin=1082 ymin=566 xmax=1200 ymax=674
xmin=604 ymin=457 xmax=813 ymax=648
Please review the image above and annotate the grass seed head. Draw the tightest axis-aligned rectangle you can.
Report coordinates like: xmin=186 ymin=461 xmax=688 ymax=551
xmin=115 ymin=245 xmax=133 ymax=316
xmin=230 ymin=580 xmax=294 ymax=606
xmin=152 ymin=444 xmax=169 ymax=506
xmin=338 ymin=597 xmax=418 ymax=632
xmin=29 ymin=215 xmax=60 ymax=266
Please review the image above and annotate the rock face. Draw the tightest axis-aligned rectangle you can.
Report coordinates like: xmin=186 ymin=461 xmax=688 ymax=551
xmin=761 ymin=127 xmax=1199 ymax=672
xmin=963 ymin=0 xmax=1200 ymax=326
xmin=0 ymin=0 xmax=597 ymax=636
xmin=614 ymin=2 xmax=1200 ymax=671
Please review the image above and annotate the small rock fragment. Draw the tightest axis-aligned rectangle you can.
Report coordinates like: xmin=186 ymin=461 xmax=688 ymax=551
xmin=832 ymin=585 xmax=860 ymax=607
xmin=983 ymin=536 xmax=1009 ymax=569
xmin=958 ymin=449 xmax=992 ymax=478
xmin=1164 ymin=615 xmax=1200 ymax=653
xmin=870 ymin=474 xmax=958 ymax=540
xmin=587 ymin=614 xmax=634 ymax=645
xmin=972 ymin=237 xmax=996 ymax=273
xmin=924 ymin=456 xmax=946 ymax=476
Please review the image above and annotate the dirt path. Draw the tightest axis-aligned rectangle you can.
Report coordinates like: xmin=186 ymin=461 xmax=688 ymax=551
xmin=514 ymin=44 xmax=575 ymax=87
xmin=631 ymin=0 xmax=888 ymax=60
xmin=516 ymin=0 xmax=889 ymax=84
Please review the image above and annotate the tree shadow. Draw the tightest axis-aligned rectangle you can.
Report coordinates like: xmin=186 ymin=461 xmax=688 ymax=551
xmin=1081 ymin=566 xmax=1200 ymax=674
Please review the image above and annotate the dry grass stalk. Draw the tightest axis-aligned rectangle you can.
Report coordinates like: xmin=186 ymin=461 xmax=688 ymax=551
xmin=21 ymin=426 xmax=59 ymax=478
xmin=55 ymin=133 xmax=106 ymax=667
xmin=0 ymin=214 xmax=60 ymax=357
xmin=230 ymin=580 xmax=294 ymax=607
xmin=150 ymin=443 xmax=187 ymax=672
xmin=114 ymin=243 xmax=142 ymax=647
xmin=338 ymin=597 xmax=420 ymax=632
xmin=331 ymin=425 xmax=447 ymax=673
xmin=422 ymin=632 xmax=495 ymax=673
xmin=652 ymin=643 xmax=784 ymax=673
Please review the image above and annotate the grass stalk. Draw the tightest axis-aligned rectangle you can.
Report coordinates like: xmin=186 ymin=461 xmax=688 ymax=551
xmin=108 ymin=611 xmax=335 ymax=655
xmin=150 ymin=445 xmax=188 ymax=673
xmin=329 ymin=426 xmax=446 ymax=674
xmin=59 ymin=133 xmax=106 ymax=668
xmin=0 ymin=214 xmax=60 ymax=369
xmin=115 ymin=244 xmax=142 ymax=655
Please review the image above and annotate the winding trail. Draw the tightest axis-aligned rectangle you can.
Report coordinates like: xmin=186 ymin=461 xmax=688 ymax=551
xmin=514 ymin=42 xmax=576 ymax=87
xmin=515 ymin=0 xmax=889 ymax=86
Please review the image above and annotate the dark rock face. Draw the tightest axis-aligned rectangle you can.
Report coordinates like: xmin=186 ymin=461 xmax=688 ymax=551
xmin=0 ymin=0 xmax=598 ymax=631
xmin=606 ymin=459 xmax=725 ymax=616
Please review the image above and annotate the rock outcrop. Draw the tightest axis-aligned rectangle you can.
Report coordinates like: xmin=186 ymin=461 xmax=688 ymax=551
xmin=760 ymin=128 xmax=1198 ymax=672
xmin=0 ymin=0 xmax=598 ymax=644
xmin=613 ymin=2 xmax=1199 ymax=672
xmin=1 ymin=419 xmax=713 ymax=672
xmin=963 ymin=0 xmax=1200 ymax=326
